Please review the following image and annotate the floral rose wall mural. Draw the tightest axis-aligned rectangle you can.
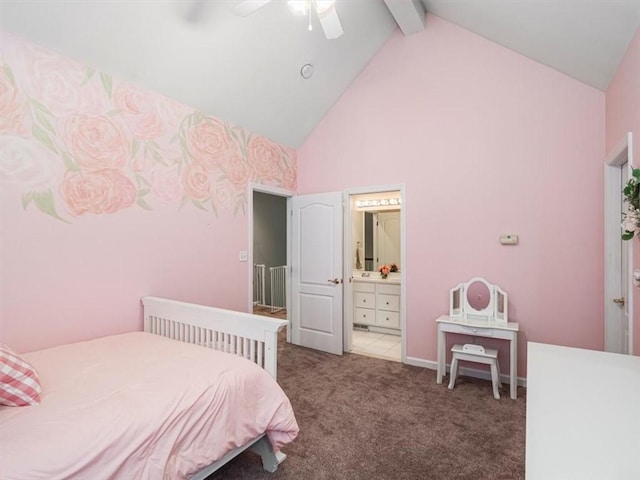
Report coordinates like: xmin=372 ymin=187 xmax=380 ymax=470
xmin=1 ymin=31 xmax=297 ymax=353
xmin=0 ymin=32 xmax=297 ymax=222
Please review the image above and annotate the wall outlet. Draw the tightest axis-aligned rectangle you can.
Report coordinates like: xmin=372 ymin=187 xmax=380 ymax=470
xmin=500 ymin=234 xmax=519 ymax=245
xmin=239 ymin=251 xmax=248 ymax=262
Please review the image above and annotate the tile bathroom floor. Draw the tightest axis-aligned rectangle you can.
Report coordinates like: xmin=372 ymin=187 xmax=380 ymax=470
xmin=351 ymin=329 xmax=401 ymax=362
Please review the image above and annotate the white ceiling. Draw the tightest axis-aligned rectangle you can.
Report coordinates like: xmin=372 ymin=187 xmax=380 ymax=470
xmin=2 ymin=1 xmax=639 ymax=148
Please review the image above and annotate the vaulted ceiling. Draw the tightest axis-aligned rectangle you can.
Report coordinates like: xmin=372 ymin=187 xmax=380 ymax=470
xmin=2 ymin=1 xmax=639 ymax=147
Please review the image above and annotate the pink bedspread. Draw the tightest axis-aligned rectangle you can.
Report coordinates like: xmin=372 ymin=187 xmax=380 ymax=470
xmin=0 ymin=332 xmax=298 ymax=479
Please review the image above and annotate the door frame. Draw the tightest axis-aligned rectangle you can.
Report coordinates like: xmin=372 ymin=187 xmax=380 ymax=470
xmin=344 ymin=183 xmax=407 ymax=362
xmin=604 ymin=132 xmax=634 ymax=354
xmin=247 ymin=183 xmax=295 ymax=342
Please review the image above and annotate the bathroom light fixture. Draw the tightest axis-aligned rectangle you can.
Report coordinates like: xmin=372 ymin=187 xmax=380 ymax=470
xmin=356 ymin=198 xmax=401 ymax=208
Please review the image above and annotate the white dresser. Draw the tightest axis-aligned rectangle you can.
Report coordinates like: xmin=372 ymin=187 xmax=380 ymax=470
xmin=526 ymin=342 xmax=640 ymax=479
xmin=353 ymin=279 xmax=401 ymax=334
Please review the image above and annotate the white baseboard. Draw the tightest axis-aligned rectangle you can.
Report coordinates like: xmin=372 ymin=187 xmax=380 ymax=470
xmin=405 ymin=355 xmax=527 ymax=388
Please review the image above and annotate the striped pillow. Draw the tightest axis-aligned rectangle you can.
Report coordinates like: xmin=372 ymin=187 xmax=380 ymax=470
xmin=0 ymin=344 xmax=42 ymax=407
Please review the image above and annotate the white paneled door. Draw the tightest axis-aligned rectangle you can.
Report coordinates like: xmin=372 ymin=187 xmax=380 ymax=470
xmin=290 ymin=192 xmax=343 ymax=355
xmin=604 ymin=132 xmax=633 ymax=354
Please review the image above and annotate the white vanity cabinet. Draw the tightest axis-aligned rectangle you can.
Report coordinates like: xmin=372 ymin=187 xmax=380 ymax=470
xmin=353 ymin=280 xmax=401 ymax=333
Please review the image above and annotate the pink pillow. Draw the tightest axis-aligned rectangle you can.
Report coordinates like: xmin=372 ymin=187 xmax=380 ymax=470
xmin=0 ymin=344 xmax=42 ymax=406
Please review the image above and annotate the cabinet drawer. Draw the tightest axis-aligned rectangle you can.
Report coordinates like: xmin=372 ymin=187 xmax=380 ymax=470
xmin=377 ymin=283 xmax=400 ymax=295
xmin=355 ymin=292 xmax=375 ymax=308
xmin=353 ymin=281 xmax=375 ymax=293
xmin=355 ymin=307 xmax=375 ymax=325
xmin=376 ymin=310 xmax=400 ymax=329
xmin=377 ymin=294 xmax=400 ymax=312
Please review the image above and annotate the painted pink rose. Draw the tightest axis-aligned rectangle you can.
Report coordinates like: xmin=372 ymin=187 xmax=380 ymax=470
xmin=60 ymin=169 xmax=136 ymax=216
xmin=113 ymin=82 xmax=166 ymax=139
xmin=0 ymin=65 xmax=28 ymax=134
xmin=282 ymin=165 xmax=297 ymax=191
xmin=247 ymin=136 xmax=282 ymax=182
xmin=65 ymin=114 xmax=128 ymax=171
xmin=182 ymin=164 xmax=211 ymax=200
xmin=160 ymin=96 xmax=193 ymax=131
xmin=187 ymin=117 xmax=236 ymax=171
xmin=0 ymin=135 xmax=58 ymax=191
xmin=150 ymin=165 xmax=184 ymax=204
xmin=20 ymin=45 xmax=107 ymax=115
xmin=226 ymin=156 xmax=254 ymax=188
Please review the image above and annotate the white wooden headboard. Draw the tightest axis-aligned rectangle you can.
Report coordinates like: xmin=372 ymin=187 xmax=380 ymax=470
xmin=141 ymin=296 xmax=288 ymax=379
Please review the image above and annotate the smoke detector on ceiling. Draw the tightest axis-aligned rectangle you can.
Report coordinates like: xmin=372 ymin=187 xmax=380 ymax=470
xmin=300 ymin=64 xmax=314 ymax=79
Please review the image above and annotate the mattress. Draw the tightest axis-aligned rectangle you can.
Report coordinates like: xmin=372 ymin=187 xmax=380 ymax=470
xmin=0 ymin=332 xmax=299 ymax=479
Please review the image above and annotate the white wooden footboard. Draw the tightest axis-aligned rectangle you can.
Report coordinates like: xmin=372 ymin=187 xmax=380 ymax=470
xmin=141 ymin=296 xmax=287 ymax=379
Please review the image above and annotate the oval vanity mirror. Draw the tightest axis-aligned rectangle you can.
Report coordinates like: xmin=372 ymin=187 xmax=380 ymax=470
xmin=467 ymin=280 xmax=491 ymax=311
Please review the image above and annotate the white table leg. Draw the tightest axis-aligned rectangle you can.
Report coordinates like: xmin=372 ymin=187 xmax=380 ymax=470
xmin=437 ymin=325 xmax=445 ymax=384
xmin=510 ymin=332 xmax=518 ymax=399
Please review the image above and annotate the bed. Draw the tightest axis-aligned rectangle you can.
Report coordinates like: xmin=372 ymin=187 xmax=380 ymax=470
xmin=0 ymin=296 xmax=299 ymax=479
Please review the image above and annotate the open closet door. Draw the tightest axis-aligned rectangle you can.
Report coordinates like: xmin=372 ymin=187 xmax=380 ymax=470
xmin=290 ymin=192 xmax=343 ymax=355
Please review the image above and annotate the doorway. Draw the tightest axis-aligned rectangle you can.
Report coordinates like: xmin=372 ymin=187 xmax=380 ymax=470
xmin=250 ymin=184 xmax=406 ymax=362
xmin=345 ymin=186 xmax=406 ymax=363
xmin=604 ymin=132 xmax=634 ymax=354
xmin=249 ymin=185 xmax=293 ymax=324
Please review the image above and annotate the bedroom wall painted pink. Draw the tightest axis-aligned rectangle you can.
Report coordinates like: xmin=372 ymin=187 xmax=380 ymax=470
xmin=297 ymin=14 xmax=605 ymax=376
xmin=606 ymin=26 xmax=640 ymax=355
xmin=0 ymin=32 xmax=296 ymax=353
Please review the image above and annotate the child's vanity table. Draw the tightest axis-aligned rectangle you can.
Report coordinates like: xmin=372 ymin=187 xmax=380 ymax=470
xmin=435 ymin=277 xmax=520 ymax=399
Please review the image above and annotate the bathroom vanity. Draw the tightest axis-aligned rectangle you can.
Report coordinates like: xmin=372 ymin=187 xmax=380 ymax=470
xmin=352 ymin=274 xmax=401 ymax=335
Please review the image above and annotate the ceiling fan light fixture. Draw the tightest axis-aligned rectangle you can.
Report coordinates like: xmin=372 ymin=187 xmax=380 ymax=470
xmin=287 ymin=0 xmax=308 ymax=16
xmin=314 ymin=0 xmax=336 ymax=14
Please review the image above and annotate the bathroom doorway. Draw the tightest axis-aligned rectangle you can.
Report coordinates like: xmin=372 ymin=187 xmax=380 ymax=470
xmin=346 ymin=186 xmax=406 ymax=363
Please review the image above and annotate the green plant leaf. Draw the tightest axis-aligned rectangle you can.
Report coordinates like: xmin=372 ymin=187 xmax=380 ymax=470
xmin=62 ymin=152 xmax=81 ymax=172
xmin=3 ymin=64 xmax=16 ymax=85
xmin=622 ymin=231 xmax=634 ymax=241
xmin=30 ymin=99 xmax=53 ymax=115
xmin=32 ymin=124 xmax=57 ymax=152
xmin=136 ymin=197 xmax=152 ymax=210
xmin=21 ymin=192 xmax=34 ymax=209
xmin=132 ymin=139 xmax=140 ymax=158
xmin=100 ymin=72 xmax=113 ymax=97
xmin=135 ymin=173 xmax=151 ymax=188
xmin=209 ymin=197 xmax=218 ymax=218
xmin=192 ymin=199 xmax=207 ymax=211
xmin=150 ymin=148 xmax=166 ymax=165
xmin=234 ymin=196 xmax=246 ymax=217
xmin=82 ymin=66 xmax=96 ymax=85
xmin=33 ymin=107 xmax=56 ymax=134
xmin=32 ymin=190 xmax=69 ymax=223
xmin=632 ymin=168 xmax=640 ymax=180
xmin=137 ymin=188 xmax=150 ymax=197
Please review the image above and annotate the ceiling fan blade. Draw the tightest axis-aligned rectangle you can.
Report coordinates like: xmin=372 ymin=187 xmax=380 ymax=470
xmin=234 ymin=0 xmax=272 ymax=17
xmin=316 ymin=3 xmax=343 ymax=39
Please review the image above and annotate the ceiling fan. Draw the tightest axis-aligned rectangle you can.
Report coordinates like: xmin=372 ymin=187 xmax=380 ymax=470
xmin=234 ymin=0 xmax=344 ymax=39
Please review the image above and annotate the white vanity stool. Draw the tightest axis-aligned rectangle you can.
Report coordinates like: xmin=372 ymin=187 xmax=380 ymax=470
xmin=448 ymin=343 xmax=501 ymax=400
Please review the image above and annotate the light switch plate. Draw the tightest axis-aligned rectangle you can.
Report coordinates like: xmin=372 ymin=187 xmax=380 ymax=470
xmin=239 ymin=251 xmax=248 ymax=262
xmin=500 ymin=234 xmax=518 ymax=245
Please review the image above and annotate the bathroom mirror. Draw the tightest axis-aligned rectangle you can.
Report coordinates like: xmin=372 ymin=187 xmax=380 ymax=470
xmin=352 ymin=208 xmax=400 ymax=272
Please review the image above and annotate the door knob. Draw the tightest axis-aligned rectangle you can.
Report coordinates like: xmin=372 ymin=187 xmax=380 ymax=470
xmin=613 ymin=297 xmax=625 ymax=306
xmin=328 ymin=278 xmax=341 ymax=284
